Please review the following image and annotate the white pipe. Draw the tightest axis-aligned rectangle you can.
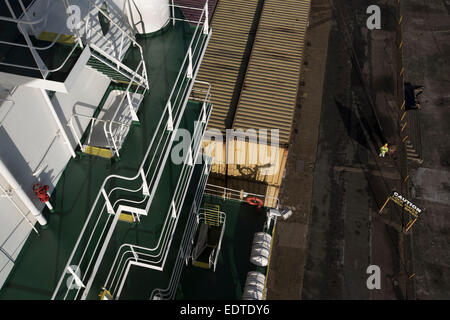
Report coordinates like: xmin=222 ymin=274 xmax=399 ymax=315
xmin=40 ymin=89 xmax=76 ymax=158
xmin=0 ymin=159 xmax=47 ymax=226
xmin=0 ymin=184 xmax=39 ymax=234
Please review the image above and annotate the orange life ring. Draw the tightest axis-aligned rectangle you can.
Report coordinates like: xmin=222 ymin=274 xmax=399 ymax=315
xmin=246 ymin=196 xmax=263 ymax=208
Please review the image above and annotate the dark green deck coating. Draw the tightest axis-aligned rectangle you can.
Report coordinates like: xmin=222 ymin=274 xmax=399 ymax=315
xmin=0 ymin=8 xmax=270 ymax=300
xmin=176 ymin=195 xmax=267 ymax=300
xmin=0 ymin=15 xmax=198 ymax=300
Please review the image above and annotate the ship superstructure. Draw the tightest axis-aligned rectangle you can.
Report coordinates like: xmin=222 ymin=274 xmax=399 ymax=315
xmin=0 ymin=0 xmax=282 ymax=300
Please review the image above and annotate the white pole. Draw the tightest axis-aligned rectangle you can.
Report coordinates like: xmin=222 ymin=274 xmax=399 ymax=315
xmin=187 ymin=47 xmax=193 ymax=79
xmin=0 ymin=184 xmax=39 ymax=234
xmin=0 ymin=159 xmax=47 ymax=226
xmin=171 ymin=0 xmax=175 ymax=26
xmin=40 ymin=89 xmax=76 ymax=158
xmin=45 ymin=200 xmax=54 ymax=212
xmin=203 ymin=0 xmax=209 ymax=35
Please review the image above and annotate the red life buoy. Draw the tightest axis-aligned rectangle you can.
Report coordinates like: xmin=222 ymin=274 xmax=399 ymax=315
xmin=33 ymin=183 xmax=50 ymax=203
xmin=246 ymin=196 xmax=264 ymax=208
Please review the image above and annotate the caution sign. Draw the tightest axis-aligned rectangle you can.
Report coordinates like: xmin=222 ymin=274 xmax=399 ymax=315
xmin=379 ymin=191 xmax=423 ymax=232
xmin=389 ymin=192 xmax=422 ymax=217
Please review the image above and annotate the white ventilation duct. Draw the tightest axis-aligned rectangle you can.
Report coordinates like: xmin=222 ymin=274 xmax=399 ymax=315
xmin=125 ymin=0 xmax=170 ymax=34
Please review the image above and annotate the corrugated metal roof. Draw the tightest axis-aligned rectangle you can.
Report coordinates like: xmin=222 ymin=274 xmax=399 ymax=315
xmin=196 ymin=0 xmax=261 ymax=133
xmin=232 ymin=0 xmax=311 ymax=145
xmin=174 ymin=0 xmax=218 ymax=23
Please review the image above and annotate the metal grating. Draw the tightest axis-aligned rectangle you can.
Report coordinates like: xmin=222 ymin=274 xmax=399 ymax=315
xmin=232 ymin=0 xmax=311 ymax=145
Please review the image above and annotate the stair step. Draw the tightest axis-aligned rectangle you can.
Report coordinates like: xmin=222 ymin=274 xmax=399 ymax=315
xmin=118 ymin=212 xmax=135 ymax=223
xmin=192 ymin=260 xmax=210 ymax=269
xmin=83 ymin=146 xmax=113 ymax=159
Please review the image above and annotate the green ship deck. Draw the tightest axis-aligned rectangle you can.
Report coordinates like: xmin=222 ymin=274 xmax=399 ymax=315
xmin=0 ymin=7 xmax=275 ymax=301
xmin=0 ymin=12 xmax=201 ymax=300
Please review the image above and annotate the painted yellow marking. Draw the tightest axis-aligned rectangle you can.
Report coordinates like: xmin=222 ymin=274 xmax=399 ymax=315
xmin=401 ymin=122 xmax=407 ymax=132
xmin=119 ymin=213 xmax=134 ymax=223
xmin=38 ymin=31 xmax=75 ymax=44
xmin=98 ymin=289 xmax=113 ymax=300
xmin=192 ymin=260 xmax=210 ymax=269
xmin=83 ymin=146 xmax=113 ymax=159
xmin=401 ymin=111 xmax=407 ymax=121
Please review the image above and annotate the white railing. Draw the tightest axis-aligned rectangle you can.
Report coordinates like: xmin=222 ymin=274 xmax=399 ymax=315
xmin=0 ymin=0 xmax=148 ymax=87
xmin=83 ymin=0 xmax=148 ymax=88
xmin=0 ymin=0 xmax=80 ymax=78
xmin=150 ymin=155 xmax=212 ymax=300
xmin=204 ymin=184 xmax=280 ymax=209
xmin=101 ymin=106 xmax=212 ymax=299
xmin=67 ymin=113 xmax=131 ymax=155
xmin=67 ymin=66 xmax=147 ymax=158
xmin=197 ymin=210 xmax=226 ymax=272
xmin=51 ymin=1 xmax=211 ymax=300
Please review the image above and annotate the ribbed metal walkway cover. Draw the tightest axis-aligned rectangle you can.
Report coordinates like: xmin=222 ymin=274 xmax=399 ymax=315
xmin=174 ymin=0 xmax=218 ymax=22
xmin=232 ymin=0 xmax=311 ymax=145
xmin=196 ymin=0 xmax=261 ymax=132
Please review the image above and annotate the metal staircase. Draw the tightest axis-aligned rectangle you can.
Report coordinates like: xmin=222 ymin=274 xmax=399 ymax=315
xmin=191 ymin=204 xmax=226 ymax=271
xmin=83 ymin=0 xmax=148 ymax=89
xmin=87 ymin=48 xmax=144 ymax=86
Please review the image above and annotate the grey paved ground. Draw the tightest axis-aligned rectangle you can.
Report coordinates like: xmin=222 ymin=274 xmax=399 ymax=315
xmin=269 ymin=0 xmax=413 ymax=300
xmin=401 ymin=0 xmax=450 ymax=299
xmin=268 ymin=0 xmax=449 ymax=300
xmin=301 ymin=0 xmax=410 ymax=300
xmin=266 ymin=0 xmax=332 ymax=299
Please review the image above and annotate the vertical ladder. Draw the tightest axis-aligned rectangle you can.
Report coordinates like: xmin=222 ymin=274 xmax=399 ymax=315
xmin=202 ymin=203 xmax=220 ymax=226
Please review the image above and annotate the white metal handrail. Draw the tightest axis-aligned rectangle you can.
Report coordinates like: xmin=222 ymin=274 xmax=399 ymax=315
xmin=85 ymin=0 xmax=148 ymax=88
xmin=150 ymin=155 xmax=212 ymax=300
xmin=0 ymin=0 xmax=148 ymax=87
xmin=67 ymin=112 xmax=131 ymax=154
xmin=197 ymin=211 xmax=226 ymax=272
xmin=0 ymin=0 xmax=75 ymax=77
xmin=101 ymin=103 xmax=213 ymax=299
xmin=52 ymin=2 xmax=211 ymax=300
xmin=204 ymin=184 xmax=280 ymax=209
xmin=66 ymin=59 xmax=146 ymax=158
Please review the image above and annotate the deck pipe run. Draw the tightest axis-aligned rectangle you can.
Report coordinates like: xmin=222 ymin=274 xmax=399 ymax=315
xmin=0 ymin=159 xmax=47 ymax=226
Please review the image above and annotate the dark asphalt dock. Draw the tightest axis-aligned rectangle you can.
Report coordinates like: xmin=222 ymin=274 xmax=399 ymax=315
xmin=267 ymin=0 xmax=426 ymax=299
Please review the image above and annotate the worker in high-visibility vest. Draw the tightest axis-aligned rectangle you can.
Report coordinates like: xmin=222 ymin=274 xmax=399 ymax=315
xmin=379 ymin=143 xmax=389 ymax=157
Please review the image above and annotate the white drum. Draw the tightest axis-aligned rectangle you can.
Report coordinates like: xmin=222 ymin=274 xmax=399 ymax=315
xmin=242 ymin=271 xmax=265 ymax=300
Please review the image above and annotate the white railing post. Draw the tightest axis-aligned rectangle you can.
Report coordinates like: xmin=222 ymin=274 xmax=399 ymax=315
xmin=101 ymin=188 xmax=115 ymax=214
xmin=68 ymin=118 xmax=84 ymax=152
xmin=201 ymin=101 xmax=207 ymax=123
xmin=186 ymin=146 xmax=193 ymax=166
xmin=140 ymin=168 xmax=149 ymax=196
xmin=203 ymin=1 xmax=209 ymax=35
xmin=187 ymin=47 xmax=193 ymax=79
xmin=40 ymin=89 xmax=76 ymax=158
xmin=167 ymin=101 xmax=174 ymax=131
xmin=171 ymin=0 xmax=175 ymax=26
xmin=130 ymin=246 xmax=138 ymax=262
xmin=87 ymin=118 xmax=95 ymax=145
xmin=171 ymin=200 xmax=177 ymax=218
xmin=67 ymin=266 xmax=86 ymax=289
xmin=127 ymin=92 xmax=139 ymax=122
